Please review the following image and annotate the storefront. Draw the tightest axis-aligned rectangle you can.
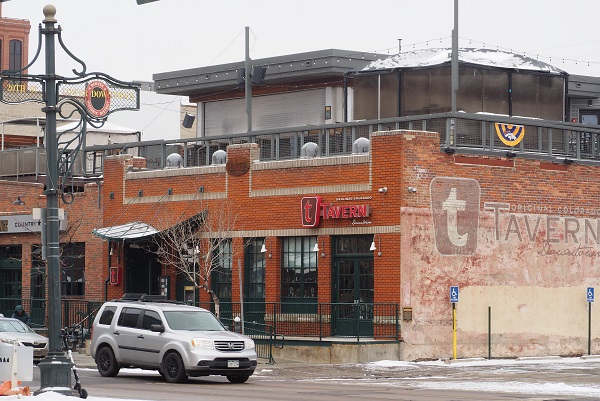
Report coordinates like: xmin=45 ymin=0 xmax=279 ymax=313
xmin=97 ymin=128 xmax=600 ymax=360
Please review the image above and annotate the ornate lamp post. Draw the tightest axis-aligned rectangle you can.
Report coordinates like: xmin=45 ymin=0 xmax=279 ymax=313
xmin=0 ymin=5 xmax=139 ymax=396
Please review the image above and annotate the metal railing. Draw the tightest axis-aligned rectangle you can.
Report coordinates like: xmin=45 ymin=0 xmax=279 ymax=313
xmin=1 ymin=298 xmax=399 ymax=357
xmin=4 ymin=112 xmax=600 ymax=179
xmin=219 ymin=317 xmax=283 ymax=364
xmin=0 ymin=298 xmax=102 ymax=350
xmin=201 ymin=301 xmax=401 ymax=342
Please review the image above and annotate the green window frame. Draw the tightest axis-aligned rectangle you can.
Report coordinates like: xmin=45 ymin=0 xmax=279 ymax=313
xmin=281 ymin=237 xmax=318 ymax=303
xmin=31 ymin=245 xmax=45 ymax=299
xmin=211 ymin=240 xmax=232 ymax=301
xmin=60 ymin=242 xmax=85 ymax=296
xmin=247 ymin=239 xmax=265 ymax=300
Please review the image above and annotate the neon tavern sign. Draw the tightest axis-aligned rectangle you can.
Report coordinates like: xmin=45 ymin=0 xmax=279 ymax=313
xmin=301 ymin=196 xmax=371 ymax=227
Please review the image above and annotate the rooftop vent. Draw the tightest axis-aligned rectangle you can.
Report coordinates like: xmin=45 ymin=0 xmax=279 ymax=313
xmin=212 ymin=150 xmax=227 ymax=165
xmin=352 ymin=137 xmax=370 ymax=154
xmin=301 ymin=142 xmax=320 ymax=158
xmin=165 ymin=153 xmax=183 ymax=168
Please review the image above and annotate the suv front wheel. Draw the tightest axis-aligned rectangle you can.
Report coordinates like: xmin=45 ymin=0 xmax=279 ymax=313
xmin=162 ymin=352 xmax=188 ymax=383
xmin=96 ymin=346 xmax=120 ymax=377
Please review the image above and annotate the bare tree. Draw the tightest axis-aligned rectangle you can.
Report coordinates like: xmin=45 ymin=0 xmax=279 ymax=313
xmin=152 ymin=200 xmax=247 ymax=318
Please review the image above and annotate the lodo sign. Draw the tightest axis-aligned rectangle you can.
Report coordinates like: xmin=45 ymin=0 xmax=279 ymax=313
xmin=301 ymin=196 xmax=370 ymax=227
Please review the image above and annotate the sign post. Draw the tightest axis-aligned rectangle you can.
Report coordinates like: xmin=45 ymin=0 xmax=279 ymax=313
xmin=450 ymin=286 xmax=459 ymax=359
xmin=588 ymin=287 xmax=594 ymax=355
xmin=1 ymin=5 xmax=139 ymax=395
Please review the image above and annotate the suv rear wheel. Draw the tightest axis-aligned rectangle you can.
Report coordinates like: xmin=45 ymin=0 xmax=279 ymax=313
xmin=162 ymin=352 xmax=188 ymax=383
xmin=96 ymin=346 xmax=120 ymax=377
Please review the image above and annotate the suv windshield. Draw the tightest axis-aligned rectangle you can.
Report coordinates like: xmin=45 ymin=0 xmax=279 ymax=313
xmin=163 ymin=310 xmax=226 ymax=331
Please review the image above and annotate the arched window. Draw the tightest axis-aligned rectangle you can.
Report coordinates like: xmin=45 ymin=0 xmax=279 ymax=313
xmin=9 ymin=40 xmax=22 ymax=71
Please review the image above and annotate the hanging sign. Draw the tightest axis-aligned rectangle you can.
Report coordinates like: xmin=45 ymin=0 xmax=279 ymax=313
xmin=0 ymin=77 xmax=45 ymax=104
xmin=57 ymin=77 xmax=140 ymax=120
xmin=495 ymin=123 xmax=525 ymax=147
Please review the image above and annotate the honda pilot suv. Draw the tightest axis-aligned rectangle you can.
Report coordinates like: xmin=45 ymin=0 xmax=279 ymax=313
xmin=90 ymin=295 xmax=257 ymax=383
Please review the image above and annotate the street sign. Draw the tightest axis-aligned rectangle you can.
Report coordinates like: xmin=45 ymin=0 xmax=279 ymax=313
xmin=450 ymin=286 xmax=459 ymax=303
xmin=588 ymin=287 xmax=595 ymax=303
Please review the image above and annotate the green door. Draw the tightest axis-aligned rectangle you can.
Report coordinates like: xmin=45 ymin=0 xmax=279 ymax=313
xmin=332 ymin=236 xmax=374 ymax=337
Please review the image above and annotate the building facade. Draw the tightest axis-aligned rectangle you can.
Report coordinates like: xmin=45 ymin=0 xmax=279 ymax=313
xmin=98 ymin=127 xmax=600 ymax=360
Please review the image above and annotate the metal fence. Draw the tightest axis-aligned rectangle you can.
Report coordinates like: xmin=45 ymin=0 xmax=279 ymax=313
xmin=5 ymin=112 xmax=600 ymax=180
xmin=201 ymin=302 xmax=401 ymax=342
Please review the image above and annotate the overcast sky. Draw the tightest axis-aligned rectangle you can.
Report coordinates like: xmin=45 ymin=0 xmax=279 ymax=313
xmin=4 ymin=0 xmax=600 ymax=83
xmin=3 ymin=0 xmax=600 ymax=141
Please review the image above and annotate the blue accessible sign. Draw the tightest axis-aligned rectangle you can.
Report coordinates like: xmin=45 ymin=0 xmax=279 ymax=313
xmin=450 ymin=286 xmax=459 ymax=303
xmin=587 ymin=287 xmax=595 ymax=303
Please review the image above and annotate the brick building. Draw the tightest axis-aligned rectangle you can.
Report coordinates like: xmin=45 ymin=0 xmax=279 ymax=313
xmin=97 ymin=126 xmax=600 ymax=360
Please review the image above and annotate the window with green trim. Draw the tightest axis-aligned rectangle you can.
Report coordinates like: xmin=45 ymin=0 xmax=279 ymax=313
xmin=31 ymin=245 xmax=45 ymax=299
xmin=60 ymin=242 xmax=85 ymax=296
xmin=211 ymin=240 xmax=232 ymax=300
xmin=281 ymin=237 xmax=317 ymax=302
xmin=247 ymin=239 xmax=265 ymax=300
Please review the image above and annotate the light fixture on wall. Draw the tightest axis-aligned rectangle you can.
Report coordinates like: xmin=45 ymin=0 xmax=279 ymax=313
xmin=260 ymin=241 xmax=267 ymax=253
xmin=313 ymin=237 xmax=326 ymax=257
xmin=370 ymin=235 xmax=382 ymax=256
xmin=12 ymin=196 xmax=25 ymax=205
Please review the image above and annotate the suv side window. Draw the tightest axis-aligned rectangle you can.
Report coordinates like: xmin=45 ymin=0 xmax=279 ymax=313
xmin=141 ymin=310 xmax=162 ymax=330
xmin=117 ymin=307 xmax=142 ymax=328
xmin=98 ymin=306 xmax=117 ymax=325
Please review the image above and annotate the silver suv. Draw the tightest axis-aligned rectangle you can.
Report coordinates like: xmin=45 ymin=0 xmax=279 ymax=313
xmin=90 ymin=295 xmax=257 ymax=383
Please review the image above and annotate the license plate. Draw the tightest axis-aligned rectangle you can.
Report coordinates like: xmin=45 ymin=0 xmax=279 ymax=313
xmin=227 ymin=360 xmax=239 ymax=368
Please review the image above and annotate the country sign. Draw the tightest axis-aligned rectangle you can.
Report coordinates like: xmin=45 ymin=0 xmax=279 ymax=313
xmin=495 ymin=123 xmax=525 ymax=147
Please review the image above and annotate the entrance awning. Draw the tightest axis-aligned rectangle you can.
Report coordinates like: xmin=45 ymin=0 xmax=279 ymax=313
xmin=92 ymin=222 xmax=158 ymax=241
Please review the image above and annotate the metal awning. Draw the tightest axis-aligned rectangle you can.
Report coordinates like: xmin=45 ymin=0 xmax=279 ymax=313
xmin=92 ymin=221 xmax=158 ymax=241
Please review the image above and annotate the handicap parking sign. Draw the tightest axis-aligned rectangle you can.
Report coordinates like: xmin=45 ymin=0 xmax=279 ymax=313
xmin=450 ymin=286 xmax=459 ymax=303
xmin=588 ymin=287 xmax=594 ymax=303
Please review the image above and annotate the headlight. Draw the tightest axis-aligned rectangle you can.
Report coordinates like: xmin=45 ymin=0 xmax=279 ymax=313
xmin=191 ymin=338 xmax=214 ymax=349
xmin=244 ymin=339 xmax=255 ymax=350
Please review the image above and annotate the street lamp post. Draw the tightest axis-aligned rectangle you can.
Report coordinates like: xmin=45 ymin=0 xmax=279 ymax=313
xmin=0 ymin=5 xmax=140 ymax=396
xmin=34 ymin=5 xmax=76 ymax=396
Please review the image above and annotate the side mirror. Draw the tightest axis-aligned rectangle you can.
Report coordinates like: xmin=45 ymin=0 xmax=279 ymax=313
xmin=150 ymin=324 xmax=164 ymax=333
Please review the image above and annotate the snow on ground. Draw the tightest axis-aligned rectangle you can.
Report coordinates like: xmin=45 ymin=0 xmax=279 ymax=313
xmin=3 ymin=357 xmax=600 ymax=400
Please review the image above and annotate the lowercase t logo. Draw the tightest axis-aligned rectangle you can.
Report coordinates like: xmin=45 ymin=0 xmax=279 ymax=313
xmin=301 ymin=196 xmax=321 ymax=227
xmin=430 ymin=177 xmax=480 ymax=255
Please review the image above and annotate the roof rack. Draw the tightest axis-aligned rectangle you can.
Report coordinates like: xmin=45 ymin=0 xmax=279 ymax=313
xmin=116 ymin=293 xmax=187 ymax=304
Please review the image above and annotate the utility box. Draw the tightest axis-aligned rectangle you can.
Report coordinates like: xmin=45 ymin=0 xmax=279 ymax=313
xmin=0 ymin=342 xmax=33 ymax=382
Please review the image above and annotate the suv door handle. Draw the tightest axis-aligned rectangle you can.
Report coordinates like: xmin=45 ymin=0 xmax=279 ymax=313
xmin=137 ymin=335 xmax=144 ymax=339
xmin=113 ymin=331 xmax=120 ymax=335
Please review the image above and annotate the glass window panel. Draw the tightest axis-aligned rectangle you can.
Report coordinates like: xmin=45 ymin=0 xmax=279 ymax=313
xmin=402 ymin=70 xmax=430 ymax=115
xmin=538 ymin=75 xmax=564 ymax=121
xmin=380 ymin=72 xmax=400 ymax=118
xmin=483 ymin=70 xmax=509 ymax=115
xmin=281 ymin=236 xmax=318 ymax=302
xmin=353 ymin=74 xmax=379 ymax=120
xmin=430 ymin=66 xmax=451 ymax=113
xmin=60 ymin=242 xmax=85 ymax=296
xmin=512 ymin=73 xmax=538 ymax=118
xmin=457 ymin=67 xmax=483 ymax=113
